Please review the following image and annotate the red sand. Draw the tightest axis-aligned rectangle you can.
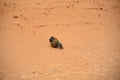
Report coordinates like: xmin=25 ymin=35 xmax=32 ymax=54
xmin=0 ymin=0 xmax=120 ymax=80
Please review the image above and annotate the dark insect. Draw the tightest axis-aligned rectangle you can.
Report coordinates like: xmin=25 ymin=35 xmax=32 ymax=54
xmin=49 ymin=36 xmax=63 ymax=49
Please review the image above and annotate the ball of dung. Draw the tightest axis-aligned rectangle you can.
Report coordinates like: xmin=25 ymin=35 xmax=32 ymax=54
xmin=57 ymin=42 xmax=63 ymax=49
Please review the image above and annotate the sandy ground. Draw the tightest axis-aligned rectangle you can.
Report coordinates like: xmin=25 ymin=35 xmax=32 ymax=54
xmin=0 ymin=0 xmax=120 ymax=80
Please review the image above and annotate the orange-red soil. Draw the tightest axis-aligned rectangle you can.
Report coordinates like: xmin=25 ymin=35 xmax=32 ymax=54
xmin=0 ymin=0 xmax=120 ymax=80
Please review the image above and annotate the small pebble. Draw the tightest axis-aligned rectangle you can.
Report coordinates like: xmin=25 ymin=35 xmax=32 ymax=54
xmin=100 ymin=8 xmax=103 ymax=10
xmin=13 ymin=16 xmax=18 ymax=18
xmin=32 ymin=71 xmax=36 ymax=74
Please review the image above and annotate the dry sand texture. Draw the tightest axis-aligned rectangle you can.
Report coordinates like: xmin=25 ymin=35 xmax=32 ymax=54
xmin=0 ymin=0 xmax=120 ymax=80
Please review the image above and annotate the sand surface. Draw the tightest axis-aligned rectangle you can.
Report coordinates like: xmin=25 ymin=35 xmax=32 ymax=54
xmin=0 ymin=0 xmax=120 ymax=80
